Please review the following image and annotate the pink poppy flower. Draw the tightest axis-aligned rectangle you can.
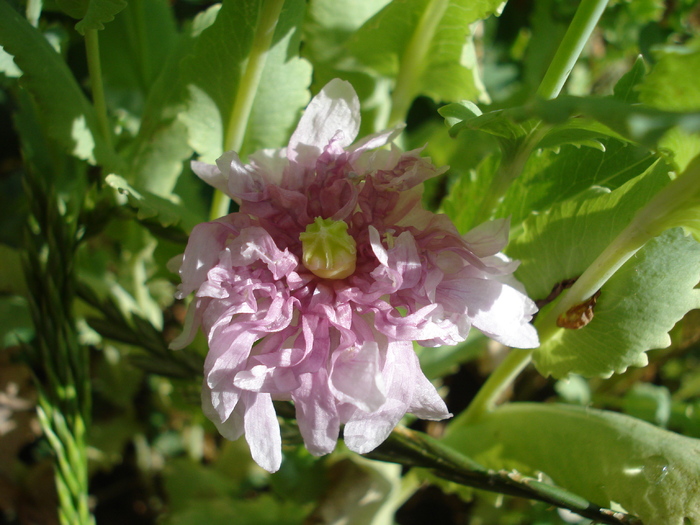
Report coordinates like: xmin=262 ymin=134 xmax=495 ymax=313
xmin=171 ymin=79 xmax=539 ymax=472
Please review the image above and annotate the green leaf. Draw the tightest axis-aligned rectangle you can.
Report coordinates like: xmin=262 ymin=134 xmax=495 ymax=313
xmin=612 ymin=55 xmax=646 ymax=104
xmin=440 ymin=102 xmax=528 ymax=140
xmin=0 ymin=45 xmax=21 ymax=77
xmin=498 ymin=138 xmax=655 ymax=225
xmin=623 ymin=383 xmax=672 ymax=428
xmin=0 ymin=1 xmax=117 ymax=168
xmin=348 ymin=0 xmax=503 ymax=106
xmin=637 ymin=41 xmax=700 ymax=171
xmin=0 ymin=296 xmax=33 ymax=347
xmin=525 ymin=95 xmax=700 ymax=149
xmin=106 ymin=174 xmax=200 ymax=242
xmin=240 ymin=0 xmax=312 ymax=155
xmin=444 ymin=403 xmax=700 ymax=525
xmin=74 ymin=0 xmax=127 ymax=34
xmin=508 ymin=159 xmax=700 ymax=378
xmin=178 ymin=0 xmax=311 ymax=163
xmin=109 ymin=0 xmax=189 ymax=195
xmin=302 ymin=0 xmax=392 ymax=136
xmin=536 ymin=228 xmax=700 ymax=378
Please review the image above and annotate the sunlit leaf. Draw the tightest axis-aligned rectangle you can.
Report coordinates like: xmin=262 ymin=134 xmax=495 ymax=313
xmin=0 ymin=1 xmax=117 ymax=167
xmin=178 ymin=0 xmax=311 ymax=163
xmin=444 ymin=402 xmax=700 ymax=525
xmin=348 ymin=0 xmax=505 ymax=109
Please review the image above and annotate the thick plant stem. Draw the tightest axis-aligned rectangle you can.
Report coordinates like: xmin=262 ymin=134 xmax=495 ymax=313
xmin=456 ymin=348 xmax=534 ymax=426
xmin=84 ymin=29 xmax=112 ymax=151
xmin=536 ymin=0 xmax=610 ymax=100
xmin=210 ymin=0 xmax=285 ymax=220
xmin=386 ymin=0 xmax=449 ymax=128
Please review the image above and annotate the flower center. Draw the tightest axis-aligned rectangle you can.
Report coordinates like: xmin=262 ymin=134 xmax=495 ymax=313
xmin=299 ymin=217 xmax=357 ymax=279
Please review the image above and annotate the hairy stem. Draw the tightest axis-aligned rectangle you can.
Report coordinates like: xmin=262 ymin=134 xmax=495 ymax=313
xmin=210 ymin=0 xmax=285 ymax=220
xmin=84 ymin=29 xmax=113 ymax=151
xmin=536 ymin=0 xmax=610 ymax=100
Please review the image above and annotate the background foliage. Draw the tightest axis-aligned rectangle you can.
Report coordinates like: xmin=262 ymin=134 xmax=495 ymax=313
xmin=1 ymin=0 xmax=700 ymax=523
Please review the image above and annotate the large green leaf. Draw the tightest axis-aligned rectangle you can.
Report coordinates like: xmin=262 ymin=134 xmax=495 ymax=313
xmin=302 ymin=0 xmax=393 ymax=136
xmin=0 ymin=1 xmax=117 ymax=168
xmin=106 ymin=174 xmax=200 ymax=243
xmin=178 ymin=0 xmax=311 ymax=164
xmin=99 ymin=0 xmax=178 ymax=114
xmin=534 ymin=228 xmax=700 ymax=377
xmin=110 ymin=0 xmax=189 ymax=195
xmin=444 ymin=403 xmax=700 ymax=525
xmin=508 ymin=160 xmax=700 ymax=377
xmin=509 ymin=161 xmax=671 ymax=300
xmin=347 ymin=0 xmax=504 ymax=107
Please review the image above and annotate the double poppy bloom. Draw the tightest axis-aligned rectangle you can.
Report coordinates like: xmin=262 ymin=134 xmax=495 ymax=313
xmin=171 ymin=79 xmax=538 ymax=472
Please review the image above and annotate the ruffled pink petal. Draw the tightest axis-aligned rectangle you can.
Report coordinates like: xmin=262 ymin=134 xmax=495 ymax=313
xmin=288 ymin=79 xmax=360 ymax=168
xmin=342 ymin=341 xmax=415 ymax=454
xmin=202 ymin=382 xmax=244 ymax=441
xmin=458 ymin=278 xmax=539 ymax=348
xmin=292 ymin=368 xmax=340 ymax=456
xmin=191 ymin=160 xmax=229 ymax=195
xmin=242 ymin=391 xmax=282 ymax=472
xmin=463 ymin=218 xmax=510 ymax=257
xmin=329 ymin=342 xmax=386 ymax=413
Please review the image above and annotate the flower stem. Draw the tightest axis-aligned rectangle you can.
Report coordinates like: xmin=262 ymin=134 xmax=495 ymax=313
xmin=536 ymin=0 xmax=610 ymax=100
xmin=210 ymin=0 xmax=285 ymax=220
xmin=84 ymin=29 xmax=113 ymax=151
xmin=455 ymin=348 xmax=534 ymax=426
xmin=386 ymin=0 xmax=449 ymax=128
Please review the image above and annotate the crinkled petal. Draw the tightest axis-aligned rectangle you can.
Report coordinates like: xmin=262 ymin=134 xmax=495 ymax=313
xmin=408 ymin=365 xmax=452 ymax=420
xmin=329 ymin=341 xmax=386 ymax=413
xmin=343 ymin=341 xmax=414 ymax=454
xmin=292 ymin=368 xmax=340 ymax=456
xmin=463 ymin=218 xmax=510 ymax=257
xmin=191 ymin=159 xmax=229 ymax=195
xmin=202 ymin=382 xmax=244 ymax=441
xmin=461 ymin=278 xmax=539 ymax=348
xmin=242 ymin=391 xmax=282 ymax=472
xmin=288 ymin=79 xmax=360 ymax=168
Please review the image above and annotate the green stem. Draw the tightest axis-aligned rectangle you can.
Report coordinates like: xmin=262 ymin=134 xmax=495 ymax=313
xmin=459 ymin=0 xmax=613 ymax=423
xmin=210 ymin=0 xmax=285 ymax=220
xmin=456 ymin=348 xmax=534 ymax=425
xmin=84 ymin=29 xmax=113 ymax=151
xmin=386 ymin=0 xmax=449 ymax=128
xmin=536 ymin=0 xmax=610 ymax=100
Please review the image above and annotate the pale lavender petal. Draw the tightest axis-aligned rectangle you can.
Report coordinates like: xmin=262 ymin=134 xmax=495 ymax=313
xmin=329 ymin=342 xmax=386 ymax=413
xmin=460 ymin=278 xmax=539 ymax=348
xmin=242 ymin=391 xmax=282 ymax=472
xmin=288 ymin=79 xmax=360 ymax=168
xmin=292 ymin=368 xmax=340 ymax=456
xmin=463 ymin=218 xmax=510 ymax=257
xmin=191 ymin=159 xmax=229 ymax=195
